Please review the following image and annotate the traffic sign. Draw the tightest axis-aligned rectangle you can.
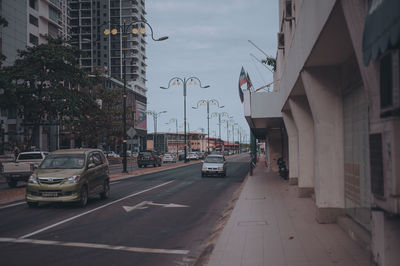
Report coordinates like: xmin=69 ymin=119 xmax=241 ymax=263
xmin=127 ymin=127 xmax=137 ymax=138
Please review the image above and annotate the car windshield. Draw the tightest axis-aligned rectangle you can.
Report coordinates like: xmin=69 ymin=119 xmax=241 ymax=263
xmin=18 ymin=153 xmax=43 ymax=160
xmin=205 ymin=156 xmax=224 ymax=163
xmin=40 ymin=154 xmax=85 ymax=169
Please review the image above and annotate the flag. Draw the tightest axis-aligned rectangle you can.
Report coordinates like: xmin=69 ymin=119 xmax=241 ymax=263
xmin=246 ymin=72 xmax=253 ymax=91
xmin=238 ymin=66 xmax=247 ymax=103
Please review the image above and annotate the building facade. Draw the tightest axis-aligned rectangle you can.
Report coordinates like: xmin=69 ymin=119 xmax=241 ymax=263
xmin=0 ymin=0 xmax=69 ymax=152
xmin=69 ymin=0 xmax=147 ymax=96
xmin=147 ymin=132 xmax=207 ymax=153
xmin=244 ymin=1 xmax=400 ymax=265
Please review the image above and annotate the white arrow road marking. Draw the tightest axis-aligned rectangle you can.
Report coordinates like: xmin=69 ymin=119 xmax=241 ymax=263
xmin=123 ymin=201 xmax=189 ymax=212
xmin=0 ymin=237 xmax=189 ymax=255
xmin=20 ymin=180 xmax=174 ymax=239
xmin=122 ymin=201 xmax=150 ymax=212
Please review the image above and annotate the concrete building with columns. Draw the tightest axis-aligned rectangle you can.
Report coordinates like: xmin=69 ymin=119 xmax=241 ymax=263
xmin=244 ymin=0 xmax=400 ymax=265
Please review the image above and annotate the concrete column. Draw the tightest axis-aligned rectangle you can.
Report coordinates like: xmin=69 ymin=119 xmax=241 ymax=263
xmin=301 ymin=67 xmax=345 ymax=223
xmin=288 ymin=96 xmax=314 ymax=197
xmin=267 ymin=129 xmax=283 ymax=172
xmin=282 ymin=111 xmax=299 ymax=185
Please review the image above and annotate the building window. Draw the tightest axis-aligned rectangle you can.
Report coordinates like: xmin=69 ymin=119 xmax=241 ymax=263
xmin=29 ymin=14 xmax=38 ymax=27
xmin=380 ymin=53 xmax=393 ymax=109
xmin=370 ymin=133 xmax=384 ymax=197
xmin=29 ymin=34 xmax=38 ymax=45
xmin=49 ymin=7 xmax=60 ymax=23
xmin=29 ymin=0 xmax=37 ymax=9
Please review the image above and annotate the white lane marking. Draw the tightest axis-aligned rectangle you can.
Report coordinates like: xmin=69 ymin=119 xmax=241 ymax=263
xmin=122 ymin=201 xmax=190 ymax=212
xmin=0 ymin=201 xmax=26 ymax=210
xmin=19 ymin=180 xmax=174 ymax=239
xmin=0 ymin=237 xmax=189 ymax=255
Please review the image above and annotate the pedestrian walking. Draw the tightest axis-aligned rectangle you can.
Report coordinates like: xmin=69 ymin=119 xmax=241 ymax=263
xmin=14 ymin=146 xmax=20 ymax=161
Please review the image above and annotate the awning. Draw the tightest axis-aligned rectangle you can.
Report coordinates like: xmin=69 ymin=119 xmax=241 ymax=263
xmin=362 ymin=0 xmax=400 ymax=65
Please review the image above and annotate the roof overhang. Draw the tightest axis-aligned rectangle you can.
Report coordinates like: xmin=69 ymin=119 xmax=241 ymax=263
xmin=243 ymin=90 xmax=284 ymax=140
xmin=363 ymin=0 xmax=400 ymax=65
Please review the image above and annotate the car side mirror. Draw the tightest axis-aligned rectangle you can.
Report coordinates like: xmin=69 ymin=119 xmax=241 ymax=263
xmin=88 ymin=163 xmax=96 ymax=169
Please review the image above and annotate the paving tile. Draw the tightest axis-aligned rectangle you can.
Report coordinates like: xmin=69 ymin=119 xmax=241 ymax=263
xmin=207 ymin=163 xmax=370 ymax=266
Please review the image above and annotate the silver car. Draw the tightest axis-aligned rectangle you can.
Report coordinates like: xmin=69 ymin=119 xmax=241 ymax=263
xmin=201 ymin=155 xmax=227 ymax=177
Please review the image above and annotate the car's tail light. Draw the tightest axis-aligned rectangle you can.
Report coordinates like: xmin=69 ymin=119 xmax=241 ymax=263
xmin=151 ymin=156 xmax=155 ymax=160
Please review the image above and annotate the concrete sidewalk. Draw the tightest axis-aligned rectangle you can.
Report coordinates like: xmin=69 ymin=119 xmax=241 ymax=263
xmin=207 ymin=163 xmax=372 ymax=266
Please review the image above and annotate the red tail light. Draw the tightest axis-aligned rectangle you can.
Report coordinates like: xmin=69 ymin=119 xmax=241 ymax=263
xmin=151 ymin=156 xmax=155 ymax=160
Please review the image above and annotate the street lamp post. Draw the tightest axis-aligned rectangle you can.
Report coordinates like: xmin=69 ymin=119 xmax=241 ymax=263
xmin=211 ymin=111 xmax=229 ymax=150
xmin=232 ymin=123 xmax=238 ymax=153
xmin=192 ymin=99 xmax=224 ymax=153
xmin=161 ymin=77 xmax=209 ymax=162
xmin=146 ymin=111 xmax=167 ymax=152
xmin=103 ymin=20 xmax=168 ymax=173
xmin=222 ymin=116 xmax=233 ymax=151
xmin=166 ymin=118 xmax=179 ymax=160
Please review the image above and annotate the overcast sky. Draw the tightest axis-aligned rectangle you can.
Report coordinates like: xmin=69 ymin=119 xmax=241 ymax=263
xmin=145 ymin=0 xmax=278 ymax=142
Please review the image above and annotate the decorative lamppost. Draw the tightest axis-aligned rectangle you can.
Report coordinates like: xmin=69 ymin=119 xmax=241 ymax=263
xmin=211 ymin=111 xmax=229 ymax=150
xmin=222 ymin=116 xmax=233 ymax=151
xmin=160 ymin=77 xmax=209 ymax=162
xmin=192 ymin=99 xmax=224 ymax=153
xmin=232 ymin=122 xmax=238 ymax=153
xmin=166 ymin=118 xmax=179 ymax=160
xmin=103 ymin=20 xmax=168 ymax=173
xmin=146 ymin=110 xmax=167 ymax=152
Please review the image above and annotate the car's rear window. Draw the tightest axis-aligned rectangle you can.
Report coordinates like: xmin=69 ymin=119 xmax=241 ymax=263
xmin=139 ymin=152 xmax=152 ymax=156
xmin=40 ymin=154 xmax=85 ymax=169
xmin=205 ymin=156 xmax=224 ymax=163
xmin=18 ymin=153 xmax=43 ymax=160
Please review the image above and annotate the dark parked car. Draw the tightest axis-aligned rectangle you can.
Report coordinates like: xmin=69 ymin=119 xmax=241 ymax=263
xmin=137 ymin=151 xmax=162 ymax=168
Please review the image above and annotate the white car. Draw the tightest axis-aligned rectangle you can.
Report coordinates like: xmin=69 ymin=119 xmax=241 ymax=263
xmin=201 ymin=154 xmax=227 ymax=177
xmin=186 ymin=152 xmax=199 ymax=160
xmin=105 ymin=151 xmax=120 ymax=158
xmin=162 ymin=153 xmax=176 ymax=163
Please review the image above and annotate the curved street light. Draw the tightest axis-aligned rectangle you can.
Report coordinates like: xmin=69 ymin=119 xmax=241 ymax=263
xmin=102 ymin=19 xmax=167 ymax=173
xmin=211 ymin=111 xmax=229 ymax=149
xmin=221 ymin=116 xmax=234 ymax=152
xmin=146 ymin=111 xmax=167 ymax=152
xmin=166 ymin=118 xmax=179 ymax=160
xmin=160 ymin=77 xmax=209 ymax=162
xmin=192 ymin=99 xmax=224 ymax=152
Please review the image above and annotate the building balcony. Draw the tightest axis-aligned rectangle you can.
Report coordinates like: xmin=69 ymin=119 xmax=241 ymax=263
xmin=243 ymin=90 xmax=283 ymax=139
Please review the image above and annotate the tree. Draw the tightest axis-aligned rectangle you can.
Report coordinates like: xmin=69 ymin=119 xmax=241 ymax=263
xmin=1 ymin=36 xmax=104 ymax=149
xmin=261 ymin=56 xmax=276 ymax=71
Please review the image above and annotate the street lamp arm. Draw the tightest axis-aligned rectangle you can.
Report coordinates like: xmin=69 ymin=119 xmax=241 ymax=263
xmin=160 ymin=77 xmax=185 ymax=90
xmin=104 ymin=20 xmax=168 ymax=41
xmin=187 ymin=77 xmax=210 ymax=88
xmin=193 ymin=99 xmax=207 ymax=109
xmin=139 ymin=20 xmax=169 ymax=41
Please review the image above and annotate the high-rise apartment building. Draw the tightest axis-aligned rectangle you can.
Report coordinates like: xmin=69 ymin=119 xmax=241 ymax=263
xmin=0 ymin=0 xmax=69 ymax=66
xmin=69 ymin=0 xmax=148 ymax=96
xmin=0 ymin=0 xmax=70 ymax=151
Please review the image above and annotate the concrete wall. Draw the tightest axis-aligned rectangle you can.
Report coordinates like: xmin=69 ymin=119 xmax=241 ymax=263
xmin=278 ymin=0 xmax=336 ymax=108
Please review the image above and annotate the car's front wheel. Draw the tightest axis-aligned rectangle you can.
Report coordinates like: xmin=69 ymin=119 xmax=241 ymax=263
xmin=78 ymin=186 xmax=88 ymax=207
xmin=100 ymin=180 xmax=110 ymax=200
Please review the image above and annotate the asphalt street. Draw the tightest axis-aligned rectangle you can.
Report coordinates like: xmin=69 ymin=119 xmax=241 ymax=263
xmin=0 ymin=153 xmax=250 ymax=266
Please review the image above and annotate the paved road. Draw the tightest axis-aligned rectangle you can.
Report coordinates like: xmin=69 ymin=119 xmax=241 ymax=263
xmin=0 ymin=154 xmax=250 ymax=266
